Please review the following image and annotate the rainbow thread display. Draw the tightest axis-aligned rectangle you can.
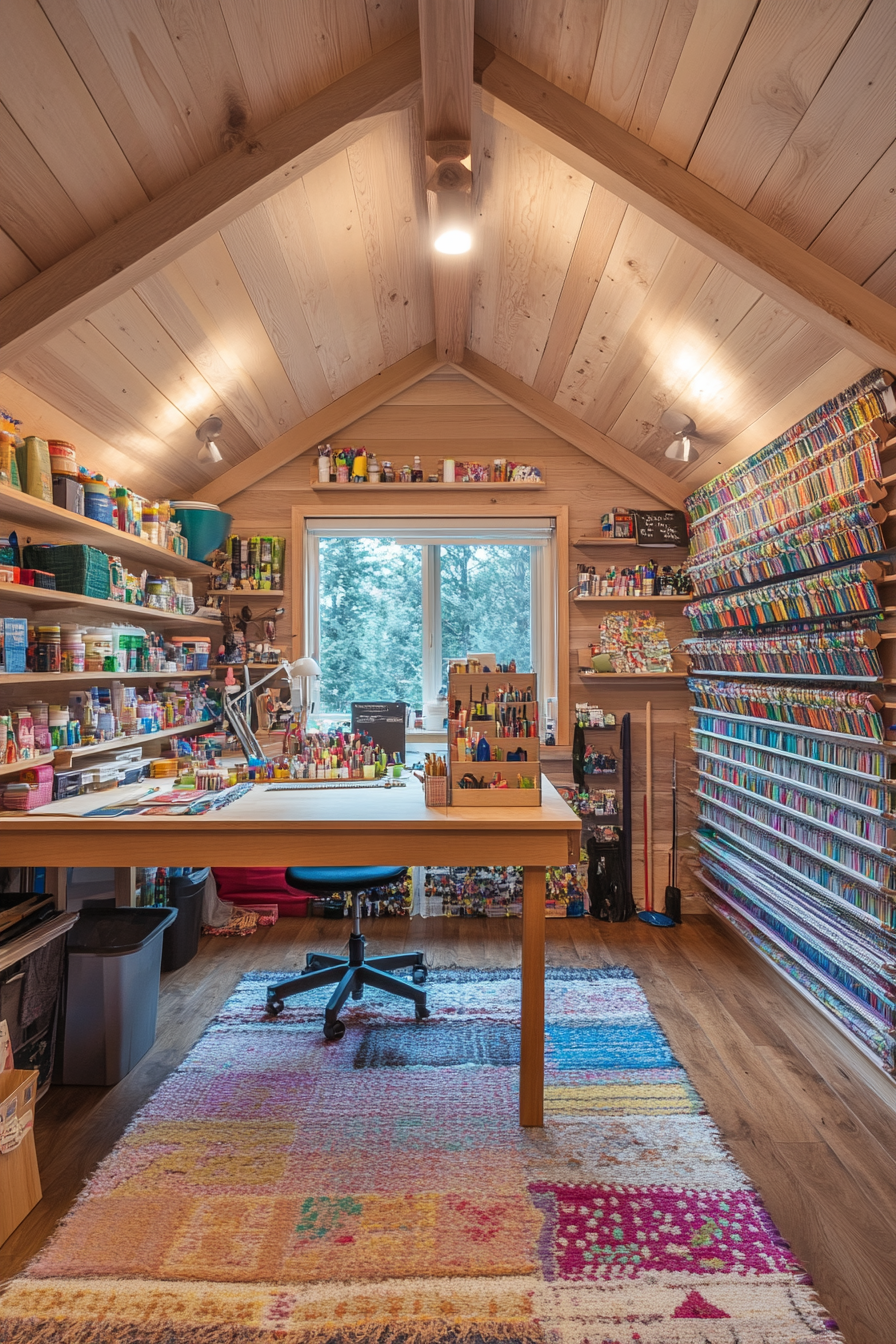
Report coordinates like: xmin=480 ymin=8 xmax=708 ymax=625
xmin=691 ymin=729 xmax=890 ymax=812
xmin=685 ymin=626 xmax=881 ymax=679
xmin=688 ymin=676 xmax=884 ymax=740
xmin=691 ymin=711 xmax=890 ymax=777
xmin=683 ymin=562 xmax=880 ymax=632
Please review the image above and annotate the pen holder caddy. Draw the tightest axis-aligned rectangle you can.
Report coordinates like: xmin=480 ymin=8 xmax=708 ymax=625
xmin=424 ymin=775 xmax=448 ymax=807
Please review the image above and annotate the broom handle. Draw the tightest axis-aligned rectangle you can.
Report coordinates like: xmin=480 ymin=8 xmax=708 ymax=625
xmin=645 ymin=700 xmax=653 ymax=910
xmin=643 ymin=795 xmax=650 ymax=910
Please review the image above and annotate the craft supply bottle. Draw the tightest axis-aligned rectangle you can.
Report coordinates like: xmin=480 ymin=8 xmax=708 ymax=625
xmin=368 ymin=453 xmax=380 ymax=483
xmin=443 ymin=458 xmax=455 ymax=483
xmin=382 ymin=460 xmax=395 ymax=483
xmin=412 ymin=455 xmax=423 ymax=482
xmin=351 ymin=449 xmax=368 ymax=483
xmin=317 ymin=445 xmax=330 ymax=482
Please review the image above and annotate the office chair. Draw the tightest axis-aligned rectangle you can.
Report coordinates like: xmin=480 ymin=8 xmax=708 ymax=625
xmin=265 ymin=866 xmax=429 ymax=1039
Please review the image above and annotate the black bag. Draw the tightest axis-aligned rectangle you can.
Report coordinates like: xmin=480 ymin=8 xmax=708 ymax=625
xmin=587 ymin=834 xmax=636 ymax=922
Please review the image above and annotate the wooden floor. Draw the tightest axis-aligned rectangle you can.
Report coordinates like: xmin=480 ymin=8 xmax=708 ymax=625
xmin=2 ymin=898 xmax=895 ymax=1344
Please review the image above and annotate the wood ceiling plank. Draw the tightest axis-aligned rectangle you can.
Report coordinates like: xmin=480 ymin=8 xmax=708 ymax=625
xmin=470 ymin=117 xmax=591 ymax=385
xmin=67 ymin=0 xmax=218 ymax=181
xmin=218 ymin=0 xmax=373 ymax=127
xmin=136 ymin=267 xmax=286 ymax=448
xmin=475 ymin=1 xmax=605 ymax=105
xmin=648 ymin=0 xmax=757 ymax=166
xmin=457 ymin=348 xmax=688 ymax=509
xmin=585 ymin=238 xmax=716 ymax=434
xmin=865 ymin=252 xmax=896 ymax=307
xmin=220 ymin=207 xmax=334 ymax=417
xmin=346 ymin=111 xmax=432 ymax=366
xmin=0 ymin=32 xmax=422 ymax=367
xmin=8 ymin=345 xmax=197 ymax=492
xmin=264 ymin=180 xmax=358 ymax=401
xmin=677 ymin=349 xmax=870 ymax=490
xmin=419 ymin=0 xmax=474 ymax=364
xmin=38 ymin=0 xmax=175 ymax=198
xmin=628 ymin=0 xmax=699 ymax=144
xmin=0 ymin=104 xmax=94 ymax=270
xmin=169 ymin=233 xmax=305 ymax=437
xmin=154 ymin=0 xmax=254 ymax=157
xmin=0 ymin=371 xmax=175 ymax=498
xmin=0 ymin=234 xmax=37 ymax=302
xmin=532 ymin=186 xmax=627 ymax=400
xmin=747 ymin=0 xmax=896 ymax=247
xmin=809 ymin=142 xmax=896 ymax=285
xmin=198 ymin=342 xmax=442 ymax=504
xmin=1 ymin=0 xmax=147 ymax=232
xmin=605 ymin=266 xmax=763 ymax=454
xmin=686 ymin=0 xmax=870 ymax=206
xmin=301 ymin=152 xmax=388 ymax=385
xmin=586 ymin=0 xmax=670 ymax=129
xmin=85 ymin=290 xmax=258 ymax=462
xmin=377 ymin=101 xmax=435 ymax=355
xmin=478 ymin=40 xmax=896 ymax=368
xmin=554 ymin=209 xmax=676 ymax=418
xmin=364 ymin=0 xmax=418 ymax=54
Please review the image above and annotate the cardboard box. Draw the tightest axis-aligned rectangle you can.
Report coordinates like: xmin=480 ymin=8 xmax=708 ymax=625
xmin=0 ymin=1069 xmax=41 ymax=1245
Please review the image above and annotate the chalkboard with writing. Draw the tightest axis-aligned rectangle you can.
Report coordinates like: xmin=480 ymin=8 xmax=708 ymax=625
xmin=633 ymin=510 xmax=689 ymax=548
xmin=352 ymin=702 xmax=407 ymax=759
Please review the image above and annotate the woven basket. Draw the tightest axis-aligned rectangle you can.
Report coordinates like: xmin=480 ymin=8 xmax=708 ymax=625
xmin=424 ymin=775 xmax=448 ymax=806
xmin=22 ymin=544 xmax=110 ymax=599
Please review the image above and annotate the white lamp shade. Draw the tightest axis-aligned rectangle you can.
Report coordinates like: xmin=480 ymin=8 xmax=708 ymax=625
xmin=288 ymin=657 xmax=321 ymax=678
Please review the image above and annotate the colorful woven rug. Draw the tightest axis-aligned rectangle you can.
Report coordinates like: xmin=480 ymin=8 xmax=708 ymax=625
xmin=0 ymin=967 xmax=841 ymax=1343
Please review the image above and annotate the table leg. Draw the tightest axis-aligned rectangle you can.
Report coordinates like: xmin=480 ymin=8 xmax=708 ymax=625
xmin=520 ymin=865 xmax=545 ymax=1126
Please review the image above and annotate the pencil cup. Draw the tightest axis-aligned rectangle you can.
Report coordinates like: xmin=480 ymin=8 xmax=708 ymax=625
xmin=424 ymin=775 xmax=447 ymax=806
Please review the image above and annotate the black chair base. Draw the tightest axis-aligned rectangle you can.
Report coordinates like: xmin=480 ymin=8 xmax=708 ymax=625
xmin=266 ymin=945 xmax=429 ymax=1039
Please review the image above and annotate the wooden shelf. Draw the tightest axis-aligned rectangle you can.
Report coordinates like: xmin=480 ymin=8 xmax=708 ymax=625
xmin=574 ymin=594 xmax=691 ymax=604
xmin=0 ymin=719 xmax=220 ymax=779
xmin=0 ymin=582 xmax=221 ymax=627
xmin=577 ymin=671 xmax=690 ymax=680
xmin=0 ymin=481 xmax=215 ymax=579
xmin=0 ymin=669 xmax=210 ymax=688
xmin=573 ymin=536 xmax=688 ymax=549
xmin=311 ymin=481 xmax=544 ymax=492
xmin=207 ymin=590 xmax=284 ymax=598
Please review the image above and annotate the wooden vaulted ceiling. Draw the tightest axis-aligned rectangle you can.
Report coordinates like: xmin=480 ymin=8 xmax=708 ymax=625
xmin=0 ymin=0 xmax=894 ymax=508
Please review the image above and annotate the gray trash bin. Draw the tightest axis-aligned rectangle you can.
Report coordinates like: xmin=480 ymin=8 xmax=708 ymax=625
xmin=62 ymin=907 xmax=176 ymax=1086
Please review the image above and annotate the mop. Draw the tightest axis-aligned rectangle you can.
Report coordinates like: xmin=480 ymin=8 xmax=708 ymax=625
xmin=664 ymin=741 xmax=683 ymax=923
xmin=638 ymin=700 xmax=676 ymax=928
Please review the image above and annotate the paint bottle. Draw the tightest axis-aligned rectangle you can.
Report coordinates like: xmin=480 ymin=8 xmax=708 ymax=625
xmin=368 ymin=453 xmax=380 ymax=483
xmin=412 ymin=455 xmax=423 ymax=482
xmin=382 ymin=460 xmax=395 ymax=483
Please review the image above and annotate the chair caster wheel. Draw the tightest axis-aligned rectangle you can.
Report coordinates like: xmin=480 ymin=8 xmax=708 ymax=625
xmin=323 ymin=1019 xmax=346 ymax=1041
xmin=267 ymin=998 xmax=285 ymax=1017
xmin=412 ymin=966 xmax=428 ymax=984
xmin=415 ymin=1005 xmax=430 ymax=1022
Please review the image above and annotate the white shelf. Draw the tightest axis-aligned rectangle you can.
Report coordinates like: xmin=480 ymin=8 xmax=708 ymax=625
xmin=0 ymin=718 xmax=220 ymax=779
xmin=0 ymin=481 xmax=215 ymax=579
xmin=0 ymin=582 xmax=220 ymax=627
xmin=0 ymin=669 xmax=210 ymax=687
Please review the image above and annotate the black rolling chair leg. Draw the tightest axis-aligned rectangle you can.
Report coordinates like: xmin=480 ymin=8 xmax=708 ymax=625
xmin=366 ymin=952 xmax=425 ymax=973
xmin=325 ymin=969 xmax=359 ymax=1025
xmin=304 ymin=952 xmax=345 ymax=970
xmin=362 ymin=966 xmax=427 ymax=1009
xmin=268 ymin=963 xmax=345 ymax=1007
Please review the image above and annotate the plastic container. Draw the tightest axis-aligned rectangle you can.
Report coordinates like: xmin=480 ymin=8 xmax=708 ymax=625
xmin=161 ymin=868 xmax=210 ymax=971
xmin=169 ymin=503 xmax=232 ymax=562
xmin=47 ymin=440 xmax=78 ymax=475
xmin=62 ymin=907 xmax=177 ymax=1085
xmin=83 ymin=481 xmax=115 ymax=526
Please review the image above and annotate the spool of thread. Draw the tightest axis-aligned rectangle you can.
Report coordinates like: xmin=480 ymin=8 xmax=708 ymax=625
xmin=443 ymin=459 xmax=455 ymax=483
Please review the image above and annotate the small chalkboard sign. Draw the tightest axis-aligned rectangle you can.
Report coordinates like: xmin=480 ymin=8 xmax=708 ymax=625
xmin=352 ymin=702 xmax=407 ymax=759
xmin=632 ymin=509 xmax=689 ymax=548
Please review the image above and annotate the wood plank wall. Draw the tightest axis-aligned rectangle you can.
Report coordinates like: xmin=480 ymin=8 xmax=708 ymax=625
xmin=226 ymin=366 xmax=696 ymax=901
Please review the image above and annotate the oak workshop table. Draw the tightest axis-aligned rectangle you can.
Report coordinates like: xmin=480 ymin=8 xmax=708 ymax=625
xmin=0 ymin=776 xmax=579 ymax=1126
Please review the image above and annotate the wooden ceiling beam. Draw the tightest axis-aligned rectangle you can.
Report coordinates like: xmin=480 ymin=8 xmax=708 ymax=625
xmin=420 ymin=0 xmax=474 ymax=363
xmin=197 ymin=342 xmax=444 ymax=505
xmin=0 ymin=33 xmax=422 ymax=371
xmin=476 ymin=38 xmax=896 ymax=371
xmin=456 ymin=349 xmax=688 ymax=510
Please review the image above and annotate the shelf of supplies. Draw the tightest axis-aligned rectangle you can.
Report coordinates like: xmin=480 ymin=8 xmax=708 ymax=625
xmin=689 ymin=667 xmax=881 ymax=682
xmin=697 ymin=773 xmax=886 ymax=852
xmin=0 ymin=718 xmax=220 ymax=779
xmin=311 ymin=481 xmax=544 ymax=492
xmin=573 ymin=536 xmax=688 ymax=549
xmin=690 ymin=725 xmax=891 ymax=785
xmin=574 ymin=594 xmax=691 ymax=603
xmin=578 ymin=671 xmax=689 ymax=680
xmin=0 ymin=481 xmax=215 ymax=579
xmin=694 ymin=749 xmax=886 ymax=817
xmin=688 ymin=705 xmax=894 ymax=752
xmin=208 ymin=590 xmax=284 ymax=598
xmin=0 ymin=582 xmax=221 ymax=627
xmin=0 ymin=669 xmax=210 ymax=687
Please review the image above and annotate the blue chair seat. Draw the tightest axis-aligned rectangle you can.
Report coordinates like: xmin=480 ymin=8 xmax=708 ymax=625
xmin=286 ymin=866 xmax=407 ymax=893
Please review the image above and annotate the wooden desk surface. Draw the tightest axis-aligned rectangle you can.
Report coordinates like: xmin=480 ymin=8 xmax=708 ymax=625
xmin=0 ymin=775 xmax=580 ymax=867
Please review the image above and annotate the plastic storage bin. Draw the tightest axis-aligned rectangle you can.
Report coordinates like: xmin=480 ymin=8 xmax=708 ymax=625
xmin=62 ymin=907 xmax=176 ymax=1085
xmin=161 ymin=868 xmax=210 ymax=972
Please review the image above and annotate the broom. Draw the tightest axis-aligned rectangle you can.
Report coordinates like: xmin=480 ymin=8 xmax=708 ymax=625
xmin=664 ymin=744 xmax=683 ymax=923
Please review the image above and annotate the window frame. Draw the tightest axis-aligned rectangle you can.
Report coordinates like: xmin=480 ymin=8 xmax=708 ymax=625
xmin=292 ymin=503 xmax=569 ymax=744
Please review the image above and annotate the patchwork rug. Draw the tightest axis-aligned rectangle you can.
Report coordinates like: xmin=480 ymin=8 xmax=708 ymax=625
xmin=0 ymin=967 xmax=841 ymax=1343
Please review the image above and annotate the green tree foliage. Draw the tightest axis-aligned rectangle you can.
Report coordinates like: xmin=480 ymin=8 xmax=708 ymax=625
xmin=441 ymin=545 xmax=531 ymax=675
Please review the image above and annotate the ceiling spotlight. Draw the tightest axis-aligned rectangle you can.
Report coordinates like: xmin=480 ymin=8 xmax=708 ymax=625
xmin=433 ymin=190 xmax=472 ymax=254
xmin=195 ymin=415 xmax=224 ymax=464
xmin=660 ymin=410 xmax=700 ymax=463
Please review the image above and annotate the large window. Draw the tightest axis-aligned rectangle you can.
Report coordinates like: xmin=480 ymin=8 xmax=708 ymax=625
xmin=305 ymin=517 xmax=556 ymax=720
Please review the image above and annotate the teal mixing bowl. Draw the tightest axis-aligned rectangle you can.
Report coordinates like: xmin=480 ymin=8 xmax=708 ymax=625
xmin=170 ymin=503 xmax=232 ymax=562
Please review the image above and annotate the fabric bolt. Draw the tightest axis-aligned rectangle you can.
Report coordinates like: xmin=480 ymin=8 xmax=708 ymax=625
xmin=0 ymin=967 xmax=842 ymax=1343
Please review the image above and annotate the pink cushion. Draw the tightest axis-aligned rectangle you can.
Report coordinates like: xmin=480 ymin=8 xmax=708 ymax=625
xmin=212 ymin=868 xmax=311 ymax=917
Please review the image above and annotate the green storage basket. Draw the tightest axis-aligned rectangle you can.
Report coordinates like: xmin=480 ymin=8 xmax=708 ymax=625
xmin=22 ymin=544 xmax=111 ymax=599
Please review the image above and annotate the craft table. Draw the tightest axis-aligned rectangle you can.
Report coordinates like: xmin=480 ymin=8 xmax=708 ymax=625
xmin=0 ymin=776 xmax=579 ymax=1126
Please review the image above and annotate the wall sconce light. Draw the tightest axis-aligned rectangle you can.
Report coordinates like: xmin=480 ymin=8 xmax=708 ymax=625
xmin=196 ymin=415 xmax=224 ymax=464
